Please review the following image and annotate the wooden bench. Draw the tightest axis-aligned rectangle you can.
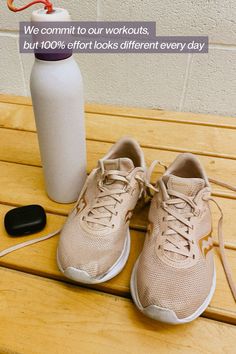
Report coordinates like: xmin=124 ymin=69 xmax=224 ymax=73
xmin=0 ymin=94 xmax=235 ymax=353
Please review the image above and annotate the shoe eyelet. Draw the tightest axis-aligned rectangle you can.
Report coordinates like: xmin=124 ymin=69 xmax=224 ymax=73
xmin=112 ymin=224 xmax=115 ymax=229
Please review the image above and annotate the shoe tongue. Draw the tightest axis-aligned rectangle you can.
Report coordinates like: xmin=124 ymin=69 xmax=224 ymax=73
xmin=103 ymin=158 xmax=134 ymax=172
xmin=163 ymin=174 xmax=205 ymax=261
xmin=166 ymin=174 xmax=205 ymax=197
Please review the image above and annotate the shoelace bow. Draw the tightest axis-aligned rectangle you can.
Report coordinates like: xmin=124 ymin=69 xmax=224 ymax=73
xmin=135 ymin=159 xmax=163 ymax=199
xmin=86 ymin=161 xmax=160 ymax=228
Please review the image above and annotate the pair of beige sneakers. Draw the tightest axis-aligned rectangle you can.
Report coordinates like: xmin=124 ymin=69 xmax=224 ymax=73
xmin=57 ymin=137 xmax=235 ymax=324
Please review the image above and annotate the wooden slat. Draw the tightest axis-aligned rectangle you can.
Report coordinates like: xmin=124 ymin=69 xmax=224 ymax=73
xmin=0 ymin=267 xmax=236 ymax=354
xmin=0 ymin=94 xmax=32 ymax=106
xmin=0 ymin=102 xmax=35 ymax=131
xmin=0 ymin=161 xmax=73 ymax=215
xmin=84 ymin=102 xmax=236 ymax=128
xmin=0 ymin=160 xmax=236 ymax=247
xmin=1 ymin=94 xmax=236 ymax=128
xmin=0 ymin=128 xmax=41 ymax=166
xmin=1 ymin=102 xmax=236 ymax=160
xmin=1 ymin=128 xmax=236 ymax=200
xmin=0 ymin=204 xmax=235 ymax=324
xmin=85 ymin=113 xmax=236 ymax=159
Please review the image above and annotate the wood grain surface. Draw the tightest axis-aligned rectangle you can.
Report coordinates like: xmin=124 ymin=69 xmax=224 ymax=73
xmin=0 ymin=94 xmax=235 ymax=353
xmin=0 ymin=267 xmax=235 ymax=354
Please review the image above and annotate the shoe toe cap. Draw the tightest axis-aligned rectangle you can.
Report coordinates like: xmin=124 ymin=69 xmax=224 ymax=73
xmin=62 ymin=266 xmax=99 ymax=284
xmin=142 ymin=305 xmax=182 ymax=324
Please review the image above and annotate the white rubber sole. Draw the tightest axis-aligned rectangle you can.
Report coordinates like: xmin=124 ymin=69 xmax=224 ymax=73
xmin=130 ymin=258 xmax=216 ymax=325
xmin=57 ymin=230 xmax=131 ymax=284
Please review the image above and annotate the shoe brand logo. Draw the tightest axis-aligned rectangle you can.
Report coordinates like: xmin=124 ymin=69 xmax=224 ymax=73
xmin=125 ymin=209 xmax=134 ymax=223
xmin=75 ymin=189 xmax=87 ymax=215
xmin=199 ymin=233 xmax=214 ymax=257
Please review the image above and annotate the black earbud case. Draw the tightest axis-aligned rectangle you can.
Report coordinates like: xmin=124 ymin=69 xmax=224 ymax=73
xmin=4 ymin=205 xmax=46 ymax=236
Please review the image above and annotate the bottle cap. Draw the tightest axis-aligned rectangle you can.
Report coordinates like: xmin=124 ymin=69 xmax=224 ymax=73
xmin=31 ymin=7 xmax=71 ymax=22
xmin=31 ymin=8 xmax=72 ymax=61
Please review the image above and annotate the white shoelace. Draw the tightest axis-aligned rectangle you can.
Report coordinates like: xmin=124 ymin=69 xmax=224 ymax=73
xmin=85 ymin=162 xmax=160 ymax=228
xmin=85 ymin=169 xmax=132 ymax=228
xmin=160 ymin=186 xmax=236 ymax=301
xmin=157 ymin=175 xmax=236 ymax=302
xmin=207 ymin=178 xmax=236 ymax=301
xmin=0 ymin=228 xmax=61 ymax=257
xmin=161 ymin=190 xmax=200 ymax=258
xmin=0 ymin=167 xmax=235 ymax=302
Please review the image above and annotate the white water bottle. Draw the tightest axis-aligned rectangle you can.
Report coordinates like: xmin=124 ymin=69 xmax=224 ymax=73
xmin=30 ymin=8 xmax=87 ymax=203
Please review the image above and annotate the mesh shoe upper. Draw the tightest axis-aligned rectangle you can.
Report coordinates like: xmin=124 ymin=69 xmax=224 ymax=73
xmin=136 ymin=153 xmax=215 ymax=319
xmin=58 ymin=137 xmax=146 ymax=279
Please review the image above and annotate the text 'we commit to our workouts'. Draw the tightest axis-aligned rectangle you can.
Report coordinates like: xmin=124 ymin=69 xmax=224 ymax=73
xmin=19 ymin=21 xmax=208 ymax=54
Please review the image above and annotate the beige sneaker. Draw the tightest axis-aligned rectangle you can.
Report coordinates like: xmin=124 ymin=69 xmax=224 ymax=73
xmin=131 ymin=153 xmax=216 ymax=324
xmin=57 ymin=137 xmax=146 ymax=284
